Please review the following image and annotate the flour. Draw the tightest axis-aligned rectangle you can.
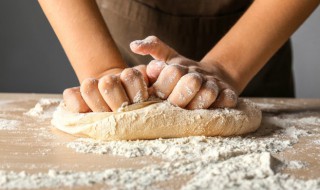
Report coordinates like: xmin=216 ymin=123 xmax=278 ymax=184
xmin=24 ymin=98 xmax=61 ymax=119
xmin=62 ymin=112 xmax=320 ymax=189
xmin=0 ymin=100 xmax=14 ymax=106
xmin=284 ymin=126 xmax=310 ymax=139
xmin=1 ymin=99 xmax=320 ymax=189
xmin=285 ymin=160 xmax=308 ymax=169
xmin=314 ymin=139 xmax=320 ymax=145
xmin=263 ymin=115 xmax=318 ymax=142
xmin=1 ymin=151 xmax=319 ymax=189
xmin=254 ymin=103 xmax=277 ymax=112
xmin=265 ymin=115 xmax=320 ymax=128
xmin=182 ymin=153 xmax=319 ymax=190
xmin=133 ymin=90 xmax=144 ymax=103
xmin=67 ymin=136 xmax=292 ymax=161
xmin=0 ymin=165 xmax=173 ymax=189
xmin=0 ymin=119 xmax=20 ymax=130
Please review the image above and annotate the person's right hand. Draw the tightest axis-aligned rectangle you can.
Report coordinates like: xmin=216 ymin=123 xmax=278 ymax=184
xmin=130 ymin=36 xmax=238 ymax=110
xmin=62 ymin=66 xmax=150 ymax=113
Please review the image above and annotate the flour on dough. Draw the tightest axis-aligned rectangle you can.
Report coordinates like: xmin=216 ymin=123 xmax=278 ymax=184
xmin=52 ymin=99 xmax=262 ymax=141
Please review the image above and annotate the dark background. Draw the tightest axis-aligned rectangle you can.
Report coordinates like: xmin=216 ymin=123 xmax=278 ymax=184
xmin=0 ymin=1 xmax=319 ymax=97
xmin=0 ymin=1 xmax=78 ymax=93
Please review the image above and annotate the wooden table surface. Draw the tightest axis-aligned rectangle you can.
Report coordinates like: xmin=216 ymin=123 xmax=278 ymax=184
xmin=0 ymin=93 xmax=319 ymax=189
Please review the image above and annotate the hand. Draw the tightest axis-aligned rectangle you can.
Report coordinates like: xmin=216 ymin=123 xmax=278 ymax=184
xmin=63 ymin=66 xmax=150 ymax=113
xmin=130 ymin=36 xmax=238 ymax=109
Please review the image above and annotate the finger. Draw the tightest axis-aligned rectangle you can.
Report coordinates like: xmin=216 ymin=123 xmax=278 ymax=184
xmin=146 ymin=60 xmax=166 ymax=84
xmin=80 ymin=78 xmax=111 ymax=112
xmin=168 ymin=73 xmax=203 ymax=108
xmin=186 ymin=80 xmax=219 ymax=109
xmin=120 ymin=68 xmax=149 ymax=103
xmin=211 ymin=88 xmax=238 ymax=108
xmin=133 ymin=65 xmax=149 ymax=86
xmin=98 ymin=75 xmax=130 ymax=112
xmin=152 ymin=64 xmax=188 ymax=99
xmin=63 ymin=87 xmax=91 ymax=113
xmin=130 ymin=36 xmax=178 ymax=62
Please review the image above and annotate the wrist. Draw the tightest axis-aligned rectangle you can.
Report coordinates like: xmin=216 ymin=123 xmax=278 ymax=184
xmin=200 ymin=58 xmax=247 ymax=95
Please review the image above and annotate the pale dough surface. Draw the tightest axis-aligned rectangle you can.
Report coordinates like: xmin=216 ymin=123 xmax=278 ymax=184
xmin=52 ymin=99 xmax=262 ymax=141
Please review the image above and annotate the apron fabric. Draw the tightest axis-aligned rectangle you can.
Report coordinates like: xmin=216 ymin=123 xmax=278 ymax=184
xmin=96 ymin=0 xmax=295 ymax=97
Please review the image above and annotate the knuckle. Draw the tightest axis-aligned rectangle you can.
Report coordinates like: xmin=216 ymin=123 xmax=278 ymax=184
xmin=63 ymin=87 xmax=77 ymax=97
xmin=220 ymin=89 xmax=238 ymax=108
xmin=205 ymin=81 xmax=219 ymax=93
xmin=148 ymin=60 xmax=166 ymax=68
xmin=185 ymin=73 xmax=203 ymax=82
xmin=121 ymin=68 xmax=142 ymax=79
xmin=63 ymin=88 xmax=90 ymax=113
xmin=148 ymin=60 xmax=159 ymax=65
xmin=223 ymin=88 xmax=237 ymax=99
xmin=120 ymin=69 xmax=136 ymax=83
xmin=134 ymin=64 xmax=147 ymax=71
xmin=205 ymin=89 xmax=218 ymax=100
xmin=146 ymin=35 xmax=159 ymax=43
xmin=181 ymin=73 xmax=203 ymax=87
xmin=81 ymin=78 xmax=98 ymax=92
xmin=99 ymin=75 xmax=119 ymax=90
xmin=165 ymin=64 xmax=187 ymax=76
xmin=148 ymin=60 xmax=158 ymax=69
xmin=81 ymin=78 xmax=98 ymax=86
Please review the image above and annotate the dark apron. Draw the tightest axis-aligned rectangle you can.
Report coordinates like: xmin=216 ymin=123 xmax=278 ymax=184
xmin=96 ymin=0 xmax=295 ymax=97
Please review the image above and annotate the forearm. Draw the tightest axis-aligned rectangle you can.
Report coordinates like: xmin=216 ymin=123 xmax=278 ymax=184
xmin=202 ymin=0 xmax=320 ymax=94
xmin=38 ymin=0 xmax=126 ymax=82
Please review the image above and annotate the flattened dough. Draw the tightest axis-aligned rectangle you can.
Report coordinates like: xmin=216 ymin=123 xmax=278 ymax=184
xmin=52 ymin=99 xmax=261 ymax=141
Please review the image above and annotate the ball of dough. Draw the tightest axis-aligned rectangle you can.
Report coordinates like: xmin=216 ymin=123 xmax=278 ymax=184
xmin=52 ymin=99 xmax=261 ymax=141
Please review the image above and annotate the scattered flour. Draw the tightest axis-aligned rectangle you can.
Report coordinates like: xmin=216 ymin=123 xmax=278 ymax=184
xmin=265 ymin=115 xmax=320 ymax=128
xmin=296 ymin=117 xmax=320 ymax=125
xmin=1 ymin=152 xmax=319 ymax=189
xmin=314 ymin=139 xmax=320 ymax=145
xmin=254 ymin=102 xmax=276 ymax=110
xmin=24 ymin=99 xmax=61 ymax=119
xmin=67 ymin=136 xmax=292 ymax=161
xmin=133 ymin=90 xmax=144 ymax=103
xmin=285 ymin=160 xmax=308 ymax=170
xmin=182 ymin=153 xmax=318 ymax=190
xmin=62 ymin=114 xmax=320 ymax=189
xmin=0 ymin=100 xmax=14 ymax=106
xmin=0 ymin=119 xmax=21 ymax=130
xmin=1 ymin=99 xmax=320 ymax=189
xmin=284 ymin=126 xmax=310 ymax=139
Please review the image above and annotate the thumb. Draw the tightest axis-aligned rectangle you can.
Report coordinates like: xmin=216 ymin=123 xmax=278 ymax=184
xmin=130 ymin=36 xmax=178 ymax=62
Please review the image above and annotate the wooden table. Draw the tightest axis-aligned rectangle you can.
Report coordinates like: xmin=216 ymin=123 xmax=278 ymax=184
xmin=0 ymin=93 xmax=319 ymax=189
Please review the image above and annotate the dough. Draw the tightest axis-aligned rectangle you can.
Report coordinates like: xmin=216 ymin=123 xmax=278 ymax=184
xmin=52 ymin=99 xmax=261 ymax=141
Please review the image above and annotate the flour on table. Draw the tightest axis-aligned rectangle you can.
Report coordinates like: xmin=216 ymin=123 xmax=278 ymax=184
xmin=254 ymin=102 xmax=276 ymax=110
xmin=182 ymin=153 xmax=318 ymax=190
xmin=0 ymin=100 xmax=14 ymax=106
xmin=24 ymin=98 xmax=61 ymax=119
xmin=284 ymin=126 xmax=310 ymax=139
xmin=1 ymin=151 xmax=319 ymax=189
xmin=265 ymin=115 xmax=320 ymax=128
xmin=285 ymin=160 xmax=308 ymax=170
xmin=67 ymin=136 xmax=292 ymax=161
xmin=1 ymin=99 xmax=320 ymax=189
xmin=0 ymin=119 xmax=20 ymax=130
xmin=313 ymin=139 xmax=320 ymax=145
xmin=63 ymin=113 xmax=320 ymax=189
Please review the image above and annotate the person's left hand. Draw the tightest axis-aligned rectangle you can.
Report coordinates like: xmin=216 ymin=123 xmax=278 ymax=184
xmin=130 ymin=36 xmax=238 ymax=109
